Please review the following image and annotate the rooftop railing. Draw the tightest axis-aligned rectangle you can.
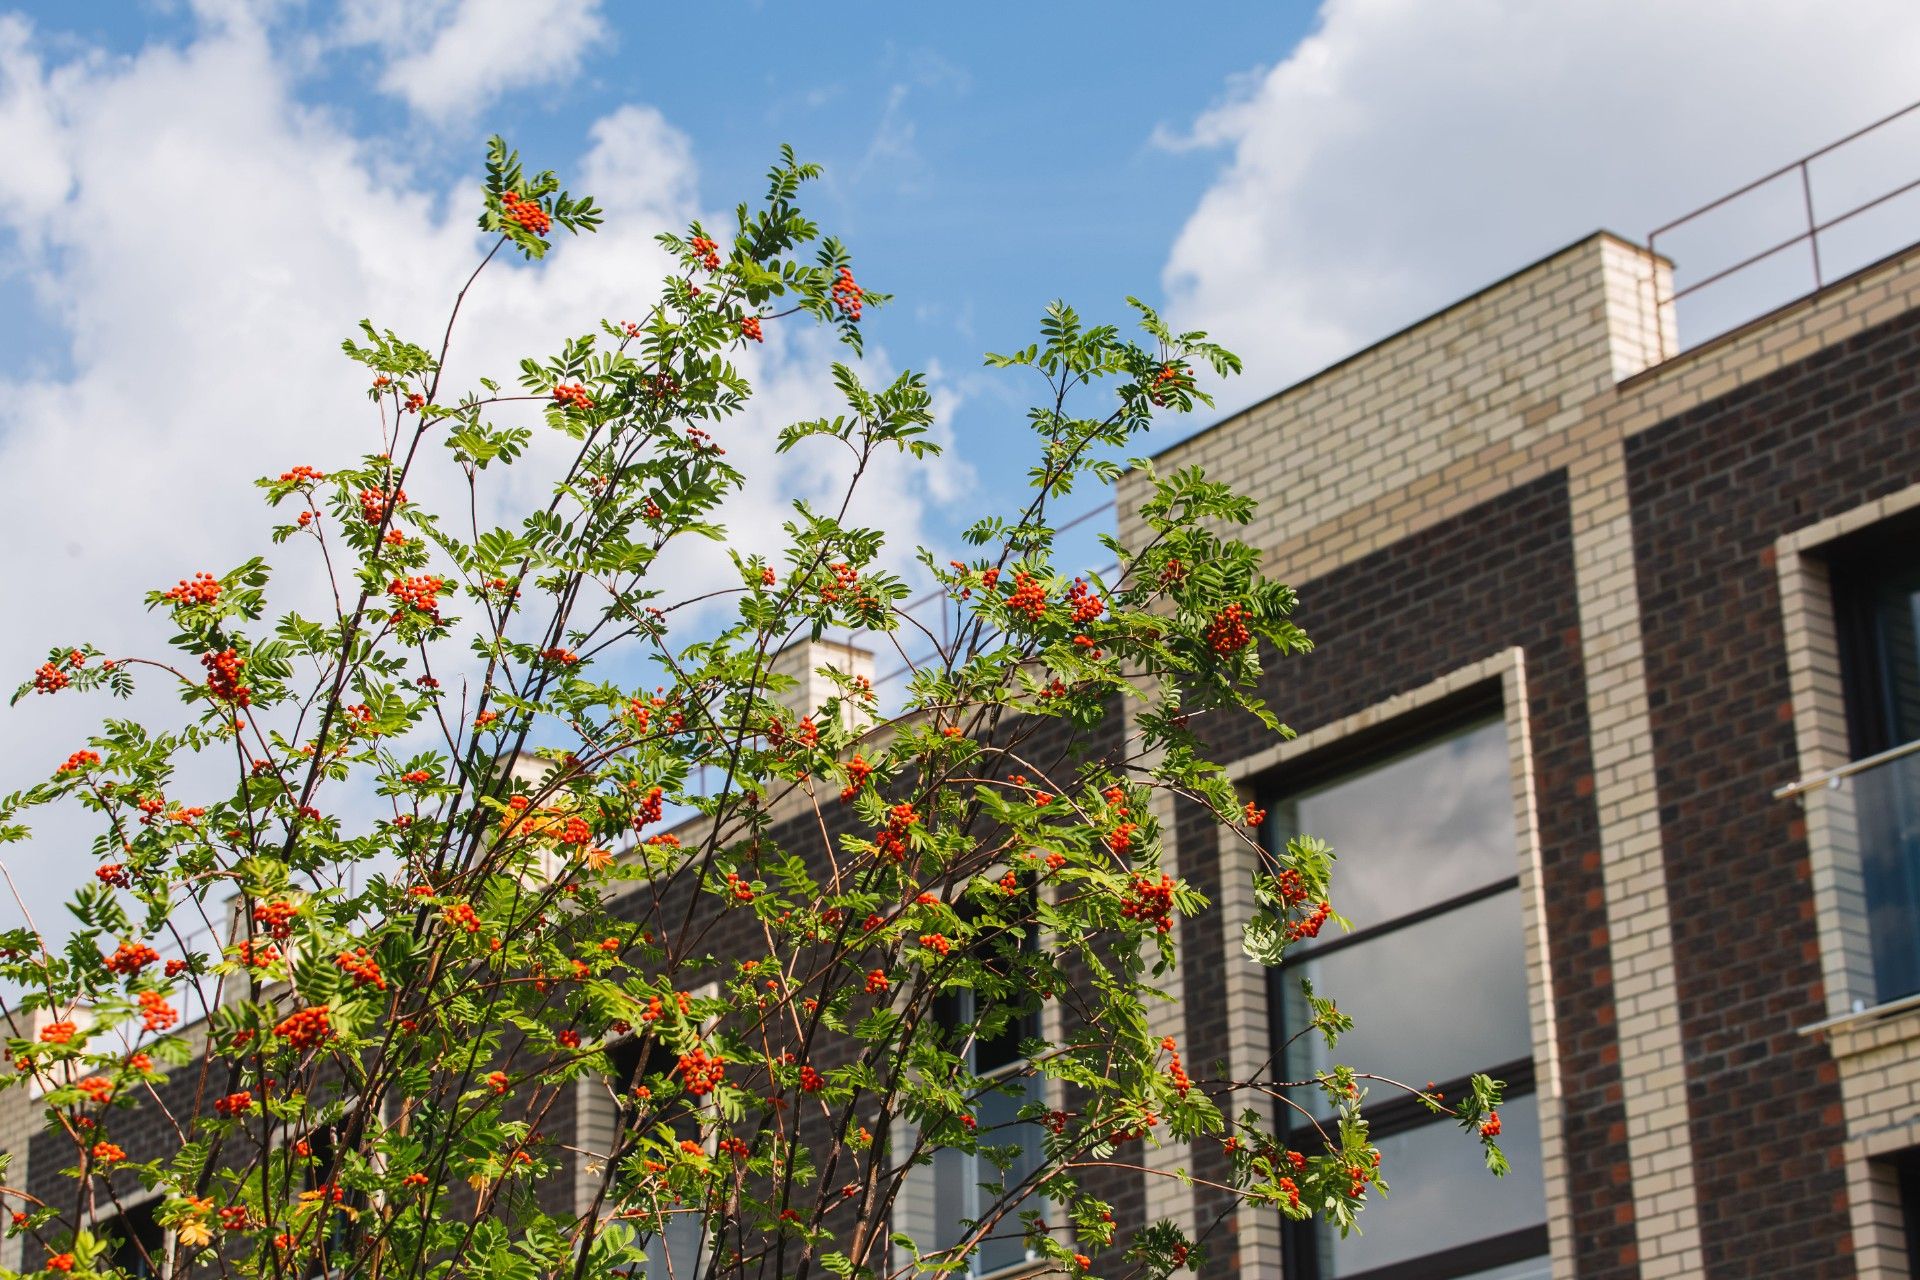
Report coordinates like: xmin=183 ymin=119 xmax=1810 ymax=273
xmin=1648 ymin=97 xmax=1920 ymax=356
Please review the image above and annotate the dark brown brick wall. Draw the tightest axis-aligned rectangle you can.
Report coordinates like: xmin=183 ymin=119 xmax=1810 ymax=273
xmin=1181 ymin=469 xmax=1640 ymax=1280
xmin=1624 ymin=306 xmax=1920 ymax=1279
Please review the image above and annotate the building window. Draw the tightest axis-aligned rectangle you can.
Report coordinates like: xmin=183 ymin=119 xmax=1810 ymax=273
xmin=1266 ymin=712 xmax=1549 ymax=1280
xmin=1829 ymin=514 xmax=1920 ymax=1005
xmin=896 ymin=906 xmax=1045 ymax=1278
xmin=604 ymin=1036 xmax=708 ymax=1276
xmin=101 ymin=1199 xmax=166 ymax=1280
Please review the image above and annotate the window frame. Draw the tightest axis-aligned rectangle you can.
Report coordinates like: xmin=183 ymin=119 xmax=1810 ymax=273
xmin=1261 ymin=700 xmax=1550 ymax=1280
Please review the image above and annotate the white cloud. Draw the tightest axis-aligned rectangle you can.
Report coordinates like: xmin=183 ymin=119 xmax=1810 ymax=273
xmin=339 ymin=0 xmax=607 ymax=123
xmin=1160 ymin=0 xmax=1920 ymax=408
xmin=0 ymin=12 xmax=959 ymax=951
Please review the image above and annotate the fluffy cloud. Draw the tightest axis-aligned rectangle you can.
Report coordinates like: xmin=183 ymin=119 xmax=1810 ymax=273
xmin=1161 ymin=0 xmax=1920 ymax=406
xmin=337 ymin=0 xmax=607 ymax=123
xmin=0 ymin=11 xmax=957 ymax=948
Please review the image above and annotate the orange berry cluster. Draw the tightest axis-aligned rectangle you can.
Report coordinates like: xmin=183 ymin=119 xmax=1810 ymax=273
xmin=725 ymin=872 xmax=754 ymax=902
xmin=95 ymin=864 xmax=129 ymax=888
xmin=219 ymin=1206 xmax=254 ymax=1230
xmin=819 ymin=562 xmax=859 ymax=604
xmin=443 ymin=902 xmax=482 ymax=933
xmin=678 ymin=1046 xmax=726 ymax=1096
xmin=278 ymin=465 xmax=325 ymax=485
xmin=32 ymin=662 xmax=69 ymax=694
xmin=40 ymin=1020 xmax=77 ymax=1044
xmin=551 ymin=382 xmax=593 ymax=411
xmin=1148 ymin=363 xmax=1190 ymax=407
xmin=138 ymin=992 xmax=178 ymax=1032
xmin=1163 ymin=1036 xmax=1192 ymax=1097
xmin=358 ymin=486 xmax=405 ymax=524
xmin=1006 ymin=571 xmax=1047 ymax=621
xmin=77 ymin=1077 xmax=113 ymax=1104
xmin=689 ymin=235 xmax=721 ymax=270
xmin=632 ymin=785 xmax=664 ymax=829
xmin=201 ymin=648 xmax=250 ymax=705
xmin=273 ymin=1005 xmax=330 ymax=1050
xmin=1286 ymin=900 xmax=1332 ymax=943
xmin=864 ymin=968 xmax=889 ymax=993
xmin=91 ymin=1142 xmax=124 ymax=1163
xmin=499 ymin=190 xmax=550 ymax=236
xmin=739 ymin=314 xmax=763 ymax=342
xmin=214 ymin=1091 xmax=252 ymax=1116
xmin=1244 ymin=802 xmax=1266 ymax=827
xmin=1480 ymin=1111 xmax=1502 ymax=1138
xmin=918 ymin=933 xmax=951 ymax=956
xmin=336 ymin=947 xmax=385 ymax=990
xmin=873 ymin=802 xmax=920 ymax=863
xmin=798 ymin=1065 xmax=824 ymax=1093
xmin=540 ymin=646 xmax=579 ymax=665
xmin=253 ymin=900 xmax=297 ymax=940
xmin=1121 ymin=873 xmax=1177 ymax=934
xmin=388 ymin=574 xmax=445 ymax=620
xmin=840 ymin=753 xmax=874 ymax=803
xmin=830 ymin=267 xmax=864 ymax=319
xmin=104 ymin=941 xmax=159 ymax=976
xmin=164 ymin=572 xmax=221 ymax=605
xmin=57 ymin=750 xmax=100 ymax=774
xmin=1108 ymin=822 xmax=1138 ymax=855
xmin=1066 ymin=577 xmax=1105 ymax=625
xmin=1204 ymin=603 xmax=1252 ymax=656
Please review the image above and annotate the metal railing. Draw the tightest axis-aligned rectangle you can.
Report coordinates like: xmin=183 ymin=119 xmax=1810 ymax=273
xmin=1648 ymin=97 xmax=1920 ymax=354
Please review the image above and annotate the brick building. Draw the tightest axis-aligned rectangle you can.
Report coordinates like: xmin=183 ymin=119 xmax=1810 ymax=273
xmin=12 ymin=144 xmax=1920 ymax=1280
xmin=1112 ymin=216 xmax=1920 ymax=1279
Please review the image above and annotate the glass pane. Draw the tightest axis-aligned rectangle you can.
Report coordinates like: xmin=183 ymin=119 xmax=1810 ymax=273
xmin=1306 ymin=1093 xmax=1547 ymax=1277
xmin=1872 ymin=576 xmax=1920 ymax=744
xmin=922 ymin=1074 xmax=1043 ymax=1277
xmin=1275 ymin=719 xmax=1515 ymax=936
xmin=1281 ymin=890 xmax=1531 ymax=1116
xmin=1850 ymin=749 xmax=1920 ymax=1003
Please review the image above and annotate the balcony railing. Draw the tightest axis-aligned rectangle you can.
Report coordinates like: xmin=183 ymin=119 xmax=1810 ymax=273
xmin=1780 ymin=738 xmax=1920 ymax=1009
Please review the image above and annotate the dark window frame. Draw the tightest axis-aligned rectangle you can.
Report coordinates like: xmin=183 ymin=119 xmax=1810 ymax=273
xmin=1262 ymin=689 xmax=1547 ymax=1280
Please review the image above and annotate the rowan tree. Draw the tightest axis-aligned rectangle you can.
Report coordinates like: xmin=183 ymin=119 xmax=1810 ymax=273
xmin=0 ymin=139 xmax=1507 ymax=1280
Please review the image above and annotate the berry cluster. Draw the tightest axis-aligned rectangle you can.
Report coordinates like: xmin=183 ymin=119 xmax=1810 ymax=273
xmin=443 ymin=903 xmax=482 ymax=934
xmin=273 ymin=1006 xmax=331 ymax=1050
xmin=1163 ymin=1036 xmax=1192 ymax=1097
xmin=830 ymin=267 xmax=864 ymax=319
xmin=739 ymin=314 xmax=763 ymax=342
xmin=40 ymin=1020 xmax=77 ymax=1045
xmin=632 ymin=785 xmax=665 ymax=829
xmin=798 ymin=1065 xmax=824 ymax=1093
xmin=104 ymin=941 xmax=159 ymax=976
xmin=359 ymin=487 xmax=405 ymax=525
xmin=77 ymin=1077 xmax=114 ymax=1104
xmin=138 ymin=992 xmax=178 ymax=1032
xmin=1066 ymin=577 xmax=1105 ymax=625
xmin=1148 ymin=363 xmax=1190 ymax=406
xmin=689 ymin=235 xmax=721 ymax=270
xmin=1006 ymin=571 xmax=1047 ymax=621
xmin=678 ymin=1046 xmax=726 ymax=1096
xmin=1121 ymin=873 xmax=1177 ymax=934
xmin=918 ymin=933 xmax=951 ymax=956
xmin=278 ymin=465 xmax=325 ymax=485
xmin=336 ymin=947 xmax=385 ymax=990
xmin=864 ymin=968 xmax=889 ymax=993
xmin=551 ymin=383 xmax=594 ymax=411
xmin=873 ymin=802 xmax=920 ymax=863
xmin=57 ymin=750 xmax=100 ymax=774
xmin=388 ymin=575 xmax=445 ymax=621
xmin=214 ymin=1091 xmax=252 ymax=1117
xmin=95 ymin=864 xmax=129 ymax=888
xmin=499 ymin=190 xmax=551 ymax=236
xmin=201 ymin=648 xmax=249 ymax=705
xmin=32 ymin=662 xmax=69 ymax=694
xmin=1480 ymin=1111 xmax=1502 ymax=1138
xmin=253 ymin=900 xmax=297 ymax=940
xmin=164 ymin=572 xmax=221 ymax=605
xmin=1205 ymin=603 xmax=1252 ymax=657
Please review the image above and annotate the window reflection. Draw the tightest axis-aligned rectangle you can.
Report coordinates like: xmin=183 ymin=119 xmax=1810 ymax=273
xmin=1275 ymin=718 xmax=1515 ymax=935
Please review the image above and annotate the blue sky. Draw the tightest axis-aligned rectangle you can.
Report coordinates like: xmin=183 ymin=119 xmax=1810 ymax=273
xmin=2 ymin=0 xmax=1919 ymax=933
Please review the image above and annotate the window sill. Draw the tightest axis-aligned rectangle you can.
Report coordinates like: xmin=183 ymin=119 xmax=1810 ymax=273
xmin=1800 ymin=990 xmax=1920 ymax=1044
